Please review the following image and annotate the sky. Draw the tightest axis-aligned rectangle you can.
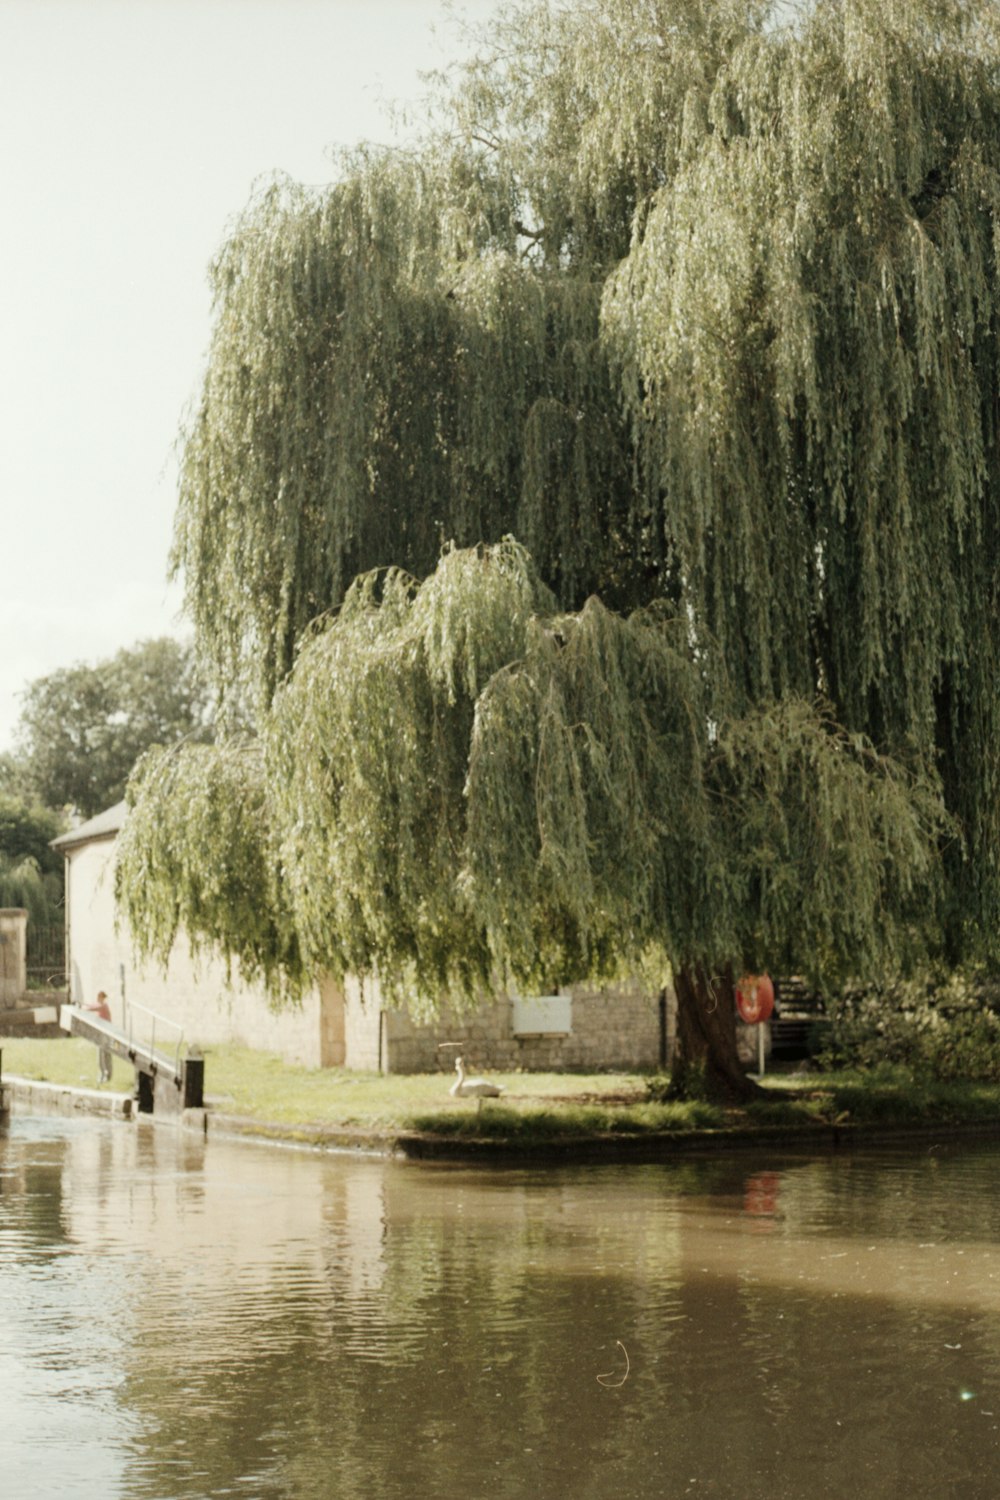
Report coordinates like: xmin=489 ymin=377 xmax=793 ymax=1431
xmin=0 ymin=0 xmax=498 ymax=750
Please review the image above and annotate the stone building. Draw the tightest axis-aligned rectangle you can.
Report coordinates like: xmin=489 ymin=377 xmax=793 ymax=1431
xmin=53 ymin=803 xmax=670 ymax=1074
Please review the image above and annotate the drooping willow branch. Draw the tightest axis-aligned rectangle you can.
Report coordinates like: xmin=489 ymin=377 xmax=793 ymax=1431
xmin=121 ymin=543 xmax=950 ymax=1007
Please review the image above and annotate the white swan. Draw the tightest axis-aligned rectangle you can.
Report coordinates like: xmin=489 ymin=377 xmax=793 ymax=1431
xmin=449 ymin=1056 xmax=503 ymax=1098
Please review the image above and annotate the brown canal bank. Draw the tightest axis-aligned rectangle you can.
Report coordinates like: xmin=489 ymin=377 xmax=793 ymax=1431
xmin=6 ymin=1068 xmax=1000 ymax=1164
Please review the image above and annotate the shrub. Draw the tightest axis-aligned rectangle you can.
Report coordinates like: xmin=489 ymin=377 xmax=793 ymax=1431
xmin=818 ymin=971 xmax=1000 ymax=1083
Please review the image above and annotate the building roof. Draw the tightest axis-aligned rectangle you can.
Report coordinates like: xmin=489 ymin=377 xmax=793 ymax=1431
xmin=51 ymin=800 xmax=127 ymax=852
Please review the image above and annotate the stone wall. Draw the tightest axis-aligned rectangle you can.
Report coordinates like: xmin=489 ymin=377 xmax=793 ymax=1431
xmin=0 ymin=909 xmax=27 ymax=1007
xmin=380 ymin=975 xmax=668 ymax=1074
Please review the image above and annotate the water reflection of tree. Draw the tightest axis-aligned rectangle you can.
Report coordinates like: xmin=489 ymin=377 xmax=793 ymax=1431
xmin=278 ymin=1182 xmax=687 ymax=1500
xmin=112 ymin=1151 xmax=1000 ymax=1500
xmin=116 ymin=1164 xmax=692 ymax=1499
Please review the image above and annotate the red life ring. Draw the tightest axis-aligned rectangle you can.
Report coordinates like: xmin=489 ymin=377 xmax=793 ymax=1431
xmin=736 ymin=973 xmax=774 ymax=1024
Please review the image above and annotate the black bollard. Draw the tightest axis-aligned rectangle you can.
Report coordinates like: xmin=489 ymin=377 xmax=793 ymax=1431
xmin=182 ymin=1051 xmax=204 ymax=1110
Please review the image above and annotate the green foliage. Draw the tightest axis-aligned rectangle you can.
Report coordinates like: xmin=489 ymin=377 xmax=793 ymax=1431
xmin=460 ymin=567 xmax=944 ymax=995
xmin=820 ymin=972 xmax=1000 ymax=1083
xmin=16 ymin=638 xmax=209 ymax=818
xmin=646 ymin=1061 xmax=712 ymax=1104
xmin=262 ymin=540 xmax=554 ymax=1001
xmin=600 ymin=0 xmax=1000 ymax=937
xmin=0 ymin=854 xmax=60 ymax=928
xmin=822 ymin=1069 xmax=1000 ymax=1126
xmin=443 ymin=0 xmax=771 ymax=266
xmin=0 ymin=796 xmax=65 ymax=926
xmin=0 ymin=752 xmax=35 ymax=804
xmin=115 ymin=740 xmax=305 ymax=1001
xmin=461 ymin=591 xmax=715 ymax=989
xmin=122 ymin=542 xmax=948 ymax=1009
xmin=0 ymin=795 xmax=64 ymax=879
xmin=403 ymin=1096 xmax=724 ymax=1140
xmin=121 ymin=0 xmax=1000 ymax=1024
xmin=709 ymin=701 xmax=949 ymax=984
xmin=173 ymin=159 xmax=638 ymax=715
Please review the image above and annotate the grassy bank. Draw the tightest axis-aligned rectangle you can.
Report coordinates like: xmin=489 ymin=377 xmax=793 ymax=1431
xmin=1 ymin=1037 xmax=136 ymax=1094
xmin=4 ymin=1038 xmax=1000 ymax=1148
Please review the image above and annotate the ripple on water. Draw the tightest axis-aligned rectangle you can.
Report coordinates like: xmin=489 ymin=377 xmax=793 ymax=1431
xmin=5 ymin=1118 xmax=1000 ymax=1499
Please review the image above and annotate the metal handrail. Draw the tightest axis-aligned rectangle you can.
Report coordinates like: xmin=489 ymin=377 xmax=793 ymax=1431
xmin=125 ymin=1000 xmax=186 ymax=1077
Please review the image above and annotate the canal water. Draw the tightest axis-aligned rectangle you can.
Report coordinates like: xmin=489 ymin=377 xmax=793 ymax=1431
xmin=2 ymin=1115 xmax=1000 ymax=1500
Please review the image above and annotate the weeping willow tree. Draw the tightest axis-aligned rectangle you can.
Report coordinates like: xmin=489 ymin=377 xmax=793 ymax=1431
xmin=121 ymin=542 xmax=947 ymax=1096
xmin=121 ymin=0 xmax=1000 ymax=1097
xmin=0 ymin=854 xmax=61 ymax=930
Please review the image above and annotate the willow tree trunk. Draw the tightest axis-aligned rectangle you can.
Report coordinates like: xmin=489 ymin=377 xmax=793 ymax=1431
xmin=671 ymin=965 xmax=761 ymax=1102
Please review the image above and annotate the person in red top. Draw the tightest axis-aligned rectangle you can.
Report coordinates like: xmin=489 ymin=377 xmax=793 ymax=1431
xmin=84 ymin=990 xmax=113 ymax=1083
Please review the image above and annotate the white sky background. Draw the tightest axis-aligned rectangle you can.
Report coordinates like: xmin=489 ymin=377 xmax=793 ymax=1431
xmin=0 ymin=0 xmax=498 ymax=750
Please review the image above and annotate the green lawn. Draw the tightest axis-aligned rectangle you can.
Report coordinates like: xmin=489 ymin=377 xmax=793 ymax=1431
xmin=2 ymin=1037 xmax=691 ymax=1135
xmin=4 ymin=1038 xmax=1000 ymax=1144
xmin=1 ymin=1037 xmax=135 ymax=1093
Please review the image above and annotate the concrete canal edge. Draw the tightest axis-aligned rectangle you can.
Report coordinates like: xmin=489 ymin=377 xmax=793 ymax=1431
xmin=201 ymin=1110 xmax=400 ymax=1156
xmin=1 ymin=1074 xmax=133 ymax=1120
xmin=0 ymin=1079 xmax=402 ymax=1155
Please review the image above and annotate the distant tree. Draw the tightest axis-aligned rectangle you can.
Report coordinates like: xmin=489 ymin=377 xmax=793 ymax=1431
xmin=16 ymin=638 xmax=208 ymax=819
xmin=0 ymin=795 xmax=66 ymax=928
xmin=0 ymin=751 xmax=34 ymax=804
xmin=0 ymin=795 xmax=64 ymax=879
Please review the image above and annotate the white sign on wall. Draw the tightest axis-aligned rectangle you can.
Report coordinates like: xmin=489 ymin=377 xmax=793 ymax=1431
xmin=511 ymin=994 xmax=573 ymax=1036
